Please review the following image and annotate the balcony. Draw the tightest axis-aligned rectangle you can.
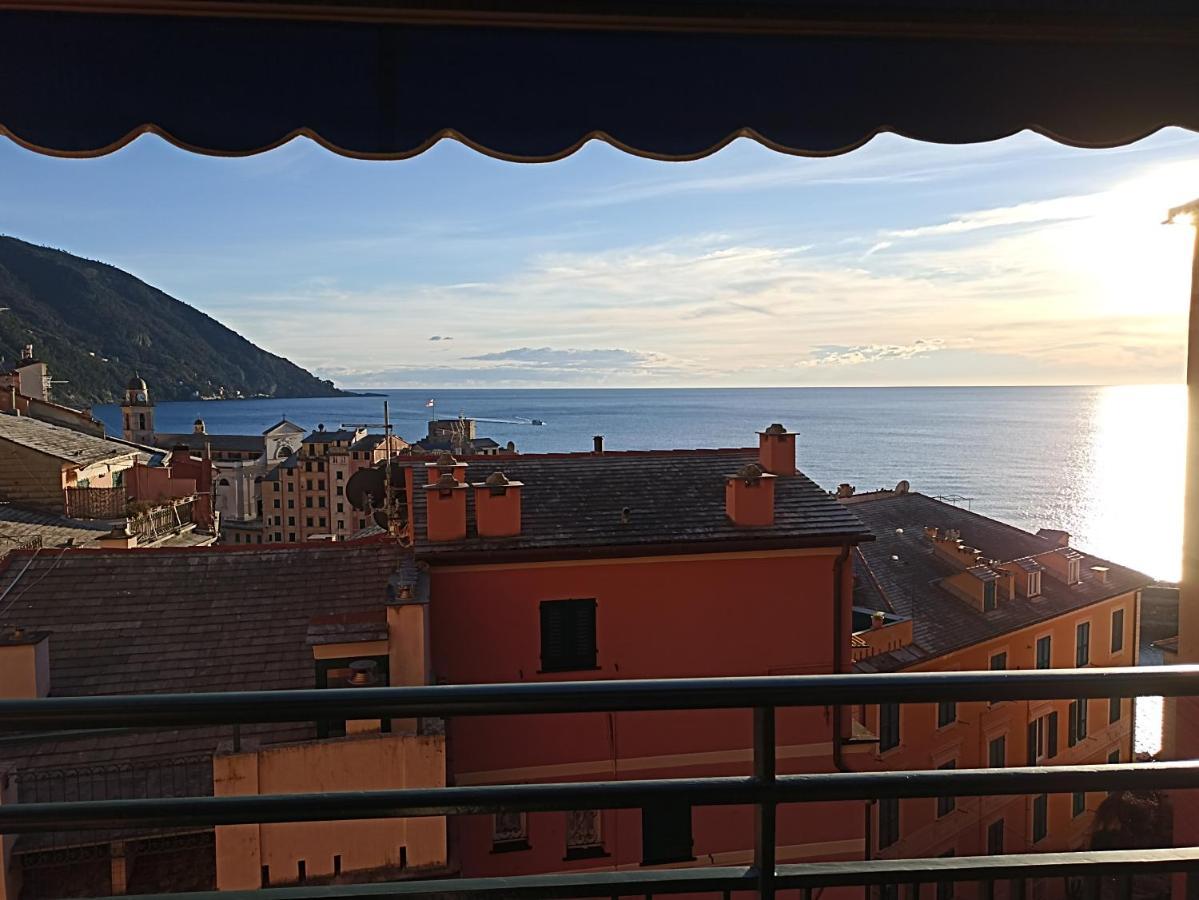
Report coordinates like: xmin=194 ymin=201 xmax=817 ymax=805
xmin=0 ymin=667 xmax=1197 ymax=899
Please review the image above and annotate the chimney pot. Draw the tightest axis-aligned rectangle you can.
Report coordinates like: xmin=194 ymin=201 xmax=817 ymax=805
xmin=473 ymin=472 xmax=522 ymax=538
xmin=725 ymin=464 xmax=777 ymax=526
xmin=871 ymin=611 xmax=886 ymax=630
xmin=593 ymin=435 xmax=604 ymax=454
xmin=758 ymin=424 xmax=797 ymax=476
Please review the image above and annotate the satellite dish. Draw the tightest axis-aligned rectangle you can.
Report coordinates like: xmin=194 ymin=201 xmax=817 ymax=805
xmin=346 ymin=466 xmax=385 ymax=511
xmin=895 ymin=480 xmax=911 ymax=494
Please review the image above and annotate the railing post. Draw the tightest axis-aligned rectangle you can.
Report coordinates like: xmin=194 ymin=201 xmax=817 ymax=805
xmin=754 ymin=705 xmax=776 ymax=900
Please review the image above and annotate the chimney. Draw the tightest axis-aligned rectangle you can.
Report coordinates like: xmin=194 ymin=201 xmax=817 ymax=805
xmin=593 ymin=435 xmax=604 ymax=454
xmin=473 ymin=471 xmax=523 ymax=538
xmin=20 ymin=345 xmax=33 ymax=361
xmin=870 ymin=610 xmax=886 ymax=631
xmin=758 ymin=423 xmax=797 ymax=476
xmin=1091 ymin=566 xmax=1109 ymax=584
xmin=424 ymin=452 xmax=468 ymax=485
xmin=725 ymin=463 xmax=777 ymax=526
xmin=193 ymin=418 xmax=206 ymax=435
xmin=0 ymin=628 xmax=51 ymax=699
xmin=423 ymin=472 xmax=468 ymax=542
xmin=835 ymin=483 xmax=856 ymax=499
xmin=170 ymin=444 xmax=192 ymax=467
xmin=98 ymin=521 xmax=138 ymax=550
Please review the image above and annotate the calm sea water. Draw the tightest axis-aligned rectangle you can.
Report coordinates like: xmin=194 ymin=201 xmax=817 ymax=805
xmin=95 ymin=384 xmax=1185 ymax=579
xmin=94 ymin=384 xmax=1181 ymax=753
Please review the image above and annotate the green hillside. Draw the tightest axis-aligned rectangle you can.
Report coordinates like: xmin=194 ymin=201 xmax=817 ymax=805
xmin=0 ymin=236 xmax=346 ymax=406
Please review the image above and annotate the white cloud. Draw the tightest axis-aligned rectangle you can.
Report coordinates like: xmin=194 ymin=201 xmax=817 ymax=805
xmin=800 ymin=340 xmax=947 ymax=368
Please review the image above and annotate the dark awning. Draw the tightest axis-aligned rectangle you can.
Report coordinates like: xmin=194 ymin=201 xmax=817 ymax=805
xmin=1 ymin=1 xmax=1197 ymax=161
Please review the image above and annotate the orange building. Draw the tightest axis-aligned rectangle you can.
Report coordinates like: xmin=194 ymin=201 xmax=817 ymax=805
xmin=400 ymin=428 xmax=875 ymax=877
xmin=842 ymin=489 xmax=1147 ymax=898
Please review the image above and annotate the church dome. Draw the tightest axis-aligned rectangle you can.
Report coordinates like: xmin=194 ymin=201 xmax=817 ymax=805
xmin=126 ymin=374 xmax=148 ymax=392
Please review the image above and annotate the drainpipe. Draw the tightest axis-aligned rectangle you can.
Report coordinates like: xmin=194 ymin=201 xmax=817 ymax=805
xmin=832 ymin=542 xmax=852 ymax=773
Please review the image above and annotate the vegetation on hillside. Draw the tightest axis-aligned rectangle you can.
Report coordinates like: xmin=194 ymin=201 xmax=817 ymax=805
xmin=0 ymin=236 xmax=347 ymax=406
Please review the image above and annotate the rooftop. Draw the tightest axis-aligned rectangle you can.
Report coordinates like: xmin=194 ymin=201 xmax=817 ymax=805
xmin=410 ymin=448 xmax=871 ymax=558
xmin=302 ymin=429 xmax=359 ymax=444
xmin=0 ymin=537 xmax=404 ymax=697
xmin=0 ymin=412 xmax=138 ymax=466
xmin=844 ymin=491 xmax=1151 ymax=670
xmin=154 ymin=432 xmax=264 ymax=454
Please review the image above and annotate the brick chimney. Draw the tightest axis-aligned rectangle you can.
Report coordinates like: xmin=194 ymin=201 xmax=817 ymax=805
xmin=0 ymin=628 xmax=50 ymax=699
xmin=424 ymin=452 xmax=468 ymax=485
xmin=98 ymin=521 xmax=138 ymax=550
xmin=725 ymin=463 xmax=777 ymax=526
xmin=758 ymin=423 xmax=797 ymax=476
xmin=423 ymin=472 xmax=468 ymax=542
xmin=473 ymin=471 xmax=522 ymax=538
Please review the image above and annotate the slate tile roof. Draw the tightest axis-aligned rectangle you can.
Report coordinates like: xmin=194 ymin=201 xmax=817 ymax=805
xmin=0 ymin=412 xmax=137 ymax=466
xmin=0 ymin=503 xmax=110 ymax=554
xmin=302 ymin=429 xmax=359 ymax=444
xmin=410 ymin=448 xmax=871 ymax=557
xmin=0 ymin=538 xmax=405 ymax=697
xmin=153 ymin=432 xmax=264 ymax=454
xmin=844 ymin=491 xmax=1151 ymax=668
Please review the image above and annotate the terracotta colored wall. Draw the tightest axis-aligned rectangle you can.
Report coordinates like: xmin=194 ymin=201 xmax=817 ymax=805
xmin=0 ymin=441 xmax=67 ymax=511
xmin=427 ymin=548 xmax=867 ymax=878
xmin=862 ymin=590 xmax=1138 ymax=896
xmin=0 ymin=639 xmax=49 ymax=699
xmin=213 ymin=733 xmax=446 ymax=889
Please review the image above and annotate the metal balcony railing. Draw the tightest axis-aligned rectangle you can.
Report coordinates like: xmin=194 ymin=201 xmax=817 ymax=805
xmin=2 ymin=666 xmax=1199 ymax=900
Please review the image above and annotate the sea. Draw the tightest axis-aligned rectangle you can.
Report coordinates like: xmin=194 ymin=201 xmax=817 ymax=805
xmin=95 ymin=384 xmax=1183 ymax=753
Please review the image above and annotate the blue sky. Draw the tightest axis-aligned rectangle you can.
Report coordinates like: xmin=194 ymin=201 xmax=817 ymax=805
xmin=2 ymin=129 xmax=1198 ymax=388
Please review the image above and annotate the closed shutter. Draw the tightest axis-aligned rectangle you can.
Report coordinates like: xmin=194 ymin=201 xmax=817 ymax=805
xmin=540 ymin=599 xmax=597 ymax=671
xmin=1048 ymin=711 xmax=1059 ymax=758
xmin=1068 ymin=702 xmax=1078 ymax=747
xmin=1027 ymin=722 xmax=1037 ymax=766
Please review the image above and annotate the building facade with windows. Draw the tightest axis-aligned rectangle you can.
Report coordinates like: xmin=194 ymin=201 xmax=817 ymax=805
xmin=401 ymin=428 xmax=877 ymax=879
xmin=842 ymin=489 xmax=1147 ymax=897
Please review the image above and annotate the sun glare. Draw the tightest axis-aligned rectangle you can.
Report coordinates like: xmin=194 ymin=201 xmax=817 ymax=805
xmin=1049 ymin=161 xmax=1199 ymax=318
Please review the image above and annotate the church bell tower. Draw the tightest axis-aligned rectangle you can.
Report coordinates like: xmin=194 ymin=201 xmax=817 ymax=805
xmin=120 ymin=374 xmax=155 ymax=445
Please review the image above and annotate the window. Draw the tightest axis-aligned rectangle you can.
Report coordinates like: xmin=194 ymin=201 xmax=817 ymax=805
xmin=565 ymin=810 xmax=604 ymax=858
xmin=987 ymin=819 xmax=1004 ymax=855
xmin=936 ymin=851 xmax=955 ymax=900
xmin=337 ymin=485 xmax=344 ymax=496
xmin=273 ymin=498 xmax=280 ymax=509
xmin=1109 ymin=749 xmax=1121 ymax=764
xmin=288 ymin=499 xmax=295 ymax=509
xmin=1068 ymin=558 xmax=1081 ymax=584
xmin=937 ymin=700 xmax=956 ymax=728
xmin=983 ymin=580 xmax=996 ymax=611
xmin=990 ymin=651 xmax=1007 ymax=671
xmin=492 ymin=812 xmax=529 ymax=852
xmin=337 ymin=502 xmax=344 ymax=513
xmin=936 ymin=761 xmax=955 ymax=817
xmin=1036 ymin=635 xmax=1052 ymax=669
xmin=305 ymin=496 xmax=313 ymax=508
xmin=1109 ymin=697 xmax=1121 ymax=724
xmin=641 ymin=802 xmax=693 ymax=864
xmin=879 ymin=703 xmax=900 ymax=751
xmin=1068 ymin=699 xmax=1089 ymax=746
xmin=337 ymin=470 xmax=344 ymax=480
xmin=319 ymin=517 xmax=326 ymax=527
xmin=1076 ymin=622 xmax=1091 ymax=666
xmin=1028 ymin=571 xmax=1041 ymax=597
xmin=288 ymin=516 xmax=295 ymax=526
xmin=273 ymin=483 xmax=280 ymax=492
xmin=1112 ymin=608 xmax=1125 ymax=653
xmin=318 ymin=479 xmax=325 ymax=490
xmin=1032 ymin=794 xmax=1048 ymax=843
xmin=306 ymin=517 xmax=314 ymax=527
xmin=319 ymin=496 xmax=326 ymax=507
xmin=878 ymin=797 xmax=900 ymax=850
xmin=288 ymin=532 xmax=296 ymax=541
xmin=988 ymin=734 xmax=1006 ymax=768
xmin=1028 ymin=712 xmax=1059 ymax=760
xmin=540 ymin=599 xmax=597 ymax=672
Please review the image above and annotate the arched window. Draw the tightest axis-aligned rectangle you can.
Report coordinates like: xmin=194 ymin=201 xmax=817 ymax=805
xmin=218 ymin=478 xmax=230 ymax=486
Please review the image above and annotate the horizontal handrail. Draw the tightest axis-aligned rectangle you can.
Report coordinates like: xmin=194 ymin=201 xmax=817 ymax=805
xmin=89 ymin=848 xmax=1199 ymax=900
xmin=0 ymin=665 xmax=1194 ymax=731
xmin=2 ymin=761 xmax=1195 ymax=833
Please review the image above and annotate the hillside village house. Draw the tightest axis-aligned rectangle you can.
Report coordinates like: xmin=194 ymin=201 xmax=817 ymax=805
xmin=841 ymin=491 xmax=1145 ymax=881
